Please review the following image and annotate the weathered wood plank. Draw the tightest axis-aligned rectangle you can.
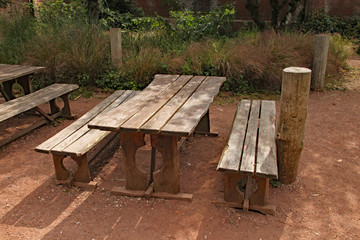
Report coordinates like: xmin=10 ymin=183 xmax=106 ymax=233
xmin=141 ymin=76 xmax=206 ymax=134
xmin=256 ymin=100 xmax=278 ymax=178
xmin=0 ymin=65 xmax=44 ymax=82
xmin=216 ymin=100 xmax=251 ymax=172
xmin=121 ymin=75 xmax=193 ymax=132
xmin=0 ymin=84 xmax=78 ymax=122
xmin=88 ymin=74 xmax=180 ymax=131
xmin=240 ymin=100 xmax=260 ymax=174
xmin=61 ymin=128 xmax=110 ymax=156
xmin=35 ymin=90 xmax=130 ymax=153
xmin=161 ymin=76 xmax=226 ymax=136
xmin=51 ymin=92 xmax=135 ymax=155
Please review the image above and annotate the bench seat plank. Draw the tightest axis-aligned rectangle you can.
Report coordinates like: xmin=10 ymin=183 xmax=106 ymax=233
xmin=121 ymin=75 xmax=193 ymax=132
xmin=256 ymin=100 xmax=278 ymax=178
xmin=217 ymin=100 xmax=251 ymax=172
xmin=141 ymin=76 xmax=206 ymax=134
xmin=88 ymin=74 xmax=180 ymax=131
xmin=50 ymin=91 xmax=136 ymax=156
xmin=35 ymin=90 xmax=132 ymax=153
xmin=0 ymin=83 xmax=78 ymax=122
xmin=240 ymin=100 xmax=260 ymax=174
xmin=161 ymin=76 xmax=226 ymax=136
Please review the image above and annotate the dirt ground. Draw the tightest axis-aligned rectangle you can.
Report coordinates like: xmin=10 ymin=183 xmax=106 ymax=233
xmin=0 ymin=59 xmax=359 ymax=240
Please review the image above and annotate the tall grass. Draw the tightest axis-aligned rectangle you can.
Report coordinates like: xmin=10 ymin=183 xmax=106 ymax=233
xmin=0 ymin=7 xmax=36 ymax=64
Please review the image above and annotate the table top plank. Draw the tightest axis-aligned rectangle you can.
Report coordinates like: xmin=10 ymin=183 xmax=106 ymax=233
xmin=0 ymin=64 xmax=45 ymax=83
xmin=141 ymin=76 xmax=206 ymax=134
xmin=120 ymin=75 xmax=193 ymax=132
xmin=256 ymin=100 xmax=278 ymax=178
xmin=48 ymin=90 xmax=135 ymax=155
xmin=88 ymin=74 xmax=180 ymax=131
xmin=160 ymin=76 xmax=226 ymax=136
xmin=0 ymin=83 xmax=78 ymax=122
xmin=217 ymin=100 xmax=251 ymax=172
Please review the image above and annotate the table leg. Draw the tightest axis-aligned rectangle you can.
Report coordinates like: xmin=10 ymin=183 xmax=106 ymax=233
xmin=151 ymin=134 xmax=180 ymax=194
xmin=121 ymin=132 xmax=149 ymax=190
xmin=17 ymin=75 xmax=32 ymax=95
xmin=2 ymin=80 xmax=15 ymax=100
xmin=194 ymin=110 xmax=218 ymax=137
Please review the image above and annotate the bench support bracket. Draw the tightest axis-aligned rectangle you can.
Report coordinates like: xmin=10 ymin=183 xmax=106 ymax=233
xmin=220 ymin=172 xmax=275 ymax=215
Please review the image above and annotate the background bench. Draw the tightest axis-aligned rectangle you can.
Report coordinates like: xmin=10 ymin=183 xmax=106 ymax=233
xmin=35 ymin=90 xmax=136 ymax=189
xmin=0 ymin=83 xmax=78 ymax=147
xmin=217 ymin=99 xmax=278 ymax=215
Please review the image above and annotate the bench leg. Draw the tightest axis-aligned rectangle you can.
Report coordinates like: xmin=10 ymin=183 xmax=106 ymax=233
xmin=60 ymin=93 xmax=76 ymax=119
xmin=121 ymin=132 xmax=148 ymax=191
xmin=52 ymin=154 xmax=71 ymax=181
xmin=71 ymin=155 xmax=91 ymax=183
xmin=50 ymin=99 xmax=61 ymax=115
xmin=151 ymin=134 xmax=180 ymax=194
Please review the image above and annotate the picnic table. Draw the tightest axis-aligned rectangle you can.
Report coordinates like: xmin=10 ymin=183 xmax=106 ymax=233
xmin=0 ymin=64 xmax=45 ymax=101
xmin=88 ymin=74 xmax=225 ymax=200
xmin=0 ymin=64 xmax=78 ymax=147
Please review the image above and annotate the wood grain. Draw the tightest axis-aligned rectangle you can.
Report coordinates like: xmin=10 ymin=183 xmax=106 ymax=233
xmin=121 ymin=75 xmax=193 ymax=132
xmin=161 ymin=76 xmax=225 ymax=136
xmin=256 ymin=100 xmax=278 ymax=178
xmin=88 ymin=74 xmax=180 ymax=131
xmin=0 ymin=84 xmax=78 ymax=122
xmin=141 ymin=76 xmax=206 ymax=134
xmin=35 ymin=90 xmax=130 ymax=153
xmin=240 ymin=100 xmax=260 ymax=174
xmin=217 ymin=100 xmax=251 ymax=172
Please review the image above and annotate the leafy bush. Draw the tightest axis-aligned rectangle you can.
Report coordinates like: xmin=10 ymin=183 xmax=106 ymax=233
xmin=300 ymin=9 xmax=360 ymax=53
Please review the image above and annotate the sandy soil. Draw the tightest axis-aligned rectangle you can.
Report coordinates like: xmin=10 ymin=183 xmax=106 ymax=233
xmin=0 ymin=60 xmax=359 ymax=240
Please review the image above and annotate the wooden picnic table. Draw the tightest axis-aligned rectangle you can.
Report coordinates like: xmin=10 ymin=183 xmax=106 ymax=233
xmin=88 ymin=74 xmax=225 ymax=200
xmin=0 ymin=64 xmax=45 ymax=101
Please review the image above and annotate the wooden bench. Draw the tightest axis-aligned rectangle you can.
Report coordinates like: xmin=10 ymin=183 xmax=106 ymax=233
xmin=35 ymin=90 xmax=136 ymax=189
xmin=217 ymin=99 xmax=278 ymax=215
xmin=0 ymin=83 xmax=78 ymax=147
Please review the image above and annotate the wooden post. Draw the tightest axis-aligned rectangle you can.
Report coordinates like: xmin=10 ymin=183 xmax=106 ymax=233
xmin=311 ymin=34 xmax=330 ymax=91
xmin=276 ymin=67 xmax=311 ymax=184
xmin=110 ymin=28 xmax=122 ymax=69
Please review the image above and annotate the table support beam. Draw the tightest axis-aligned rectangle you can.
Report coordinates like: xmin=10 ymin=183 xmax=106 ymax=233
xmin=121 ymin=132 xmax=149 ymax=190
xmin=151 ymin=134 xmax=180 ymax=194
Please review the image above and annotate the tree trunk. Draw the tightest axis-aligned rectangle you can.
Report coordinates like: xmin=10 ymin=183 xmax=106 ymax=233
xmin=246 ymin=0 xmax=265 ymax=30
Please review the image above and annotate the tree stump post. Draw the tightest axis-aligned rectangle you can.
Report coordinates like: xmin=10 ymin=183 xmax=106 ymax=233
xmin=276 ymin=67 xmax=311 ymax=184
xmin=312 ymin=34 xmax=330 ymax=91
xmin=110 ymin=28 xmax=122 ymax=69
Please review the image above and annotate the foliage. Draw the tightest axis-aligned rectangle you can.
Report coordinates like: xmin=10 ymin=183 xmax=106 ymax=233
xmin=98 ymin=0 xmax=143 ymax=29
xmin=0 ymin=7 xmax=36 ymax=64
xmin=246 ymin=0 xmax=304 ymax=31
xmin=300 ymin=10 xmax=360 ymax=53
xmin=25 ymin=0 xmax=109 ymax=88
xmin=131 ymin=4 xmax=235 ymax=42
xmin=0 ymin=0 xmax=10 ymax=8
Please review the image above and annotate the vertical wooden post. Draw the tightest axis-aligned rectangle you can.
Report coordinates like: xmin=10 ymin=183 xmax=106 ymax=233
xmin=110 ymin=28 xmax=122 ymax=69
xmin=276 ymin=67 xmax=311 ymax=184
xmin=312 ymin=34 xmax=330 ymax=91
